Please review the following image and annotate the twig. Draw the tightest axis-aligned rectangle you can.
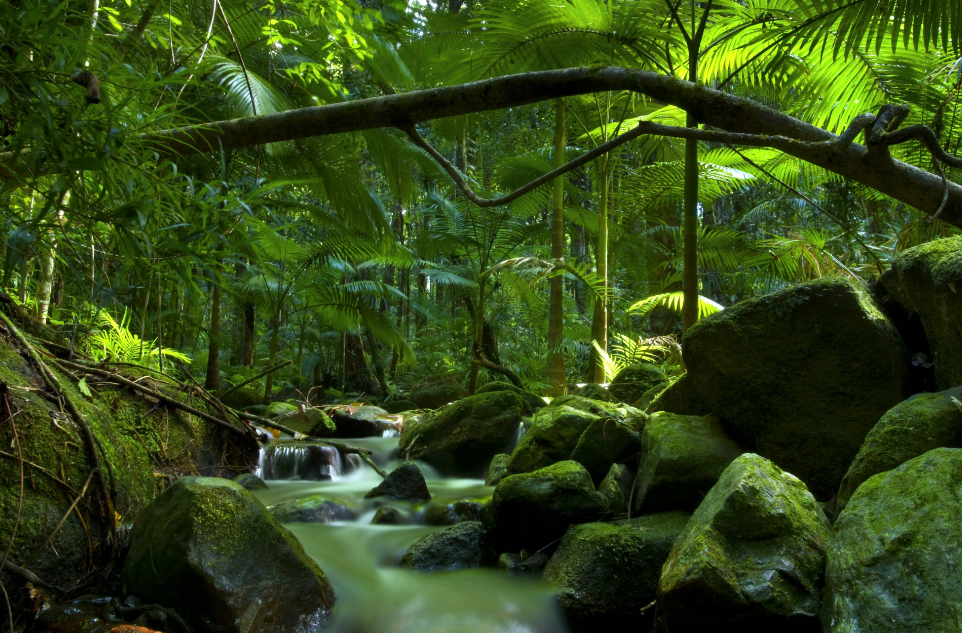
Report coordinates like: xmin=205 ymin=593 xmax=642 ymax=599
xmin=219 ymin=360 xmax=292 ymax=399
xmin=56 ymin=360 xmax=252 ymax=441
xmin=0 ymin=311 xmax=116 ymax=536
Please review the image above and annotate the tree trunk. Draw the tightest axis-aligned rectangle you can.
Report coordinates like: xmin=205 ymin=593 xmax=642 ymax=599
xmin=365 ymin=327 xmax=389 ymax=395
xmin=468 ymin=277 xmax=486 ymax=394
xmin=263 ymin=312 xmax=280 ymax=401
xmin=204 ymin=278 xmax=222 ymax=392
xmin=589 ymin=154 xmax=609 ymax=383
xmin=682 ymin=41 xmax=700 ymax=333
xmin=547 ymin=98 xmax=567 ymax=396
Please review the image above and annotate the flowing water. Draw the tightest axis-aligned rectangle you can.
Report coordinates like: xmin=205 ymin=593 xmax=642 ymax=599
xmin=253 ymin=434 xmax=568 ymax=633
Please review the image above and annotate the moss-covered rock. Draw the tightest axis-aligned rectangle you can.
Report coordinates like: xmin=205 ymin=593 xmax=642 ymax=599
xmin=880 ymin=236 xmax=962 ymax=389
xmin=233 ymin=473 xmax=268 ymax=491
xmin=423 ymin=498 xmax=487 ymax=526
xmin=266 ymin=401 xmax=298 ymax=418
xmin=398 ymin=391 xmax=524 ymax=476
xmin=644 ymin=373 xmax=711 ymax=416
xmin=609 ymin=363 xmax=667 ymax=405
xmin=547 ymin=395 xmax=646 ymax=428
xmin=383 ymin=399 xmax=418 ymax=414
xmin=485 ymin=454 xmax=509 ymax=487
xmin=329 ymin=405 xmax=393 ymax=438
xmin=569 ymin=417 xmax=643 ymax=484
xmin=410 ymin=381 xmax=467 ymax=409
xmin=836 ymin=386 xmax=962 ymax=513
xmin=476 ymin=381 xmax=546 ymax=415
xmin=632 ymin=412 xmax=743 ymax=515
xmin=573 ymin=383 xmax=612 ymax=402
xmin=683 ymin=277 xmax=909 ymax=499
xmin=823 ymin=447 xmax=962 ymax=632
xmin=484 ymin=460 xmax=607 ymax=552
xmin=399 ymin=521 xmax=489 ymax=571
xmin=544 ymin=512 xmax=690 ymax=630
xmin=658 ymin=453 xmax=830 ymax=633
xmin=122 ymin=477 xmax=335 ymax=633
xmin=598 ymin=463 xmax=633 ymax=516
xmin=269 ymin=495 xmax=357 ymax=523
xmin=274 ymin=407 xmax=336 ymax=438
xmin=505 ymin=405 xmax=597 ymax=476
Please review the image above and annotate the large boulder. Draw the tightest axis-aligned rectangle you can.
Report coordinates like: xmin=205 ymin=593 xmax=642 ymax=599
xmin=644 ymin=373 xmax=711 ymax=416
xmin=410 ymin=381 xmax=467 ymax=409
xmin=609 ymin=362 xmax=667 ymax=405
xmin=398 ymin=521 xmax=489 ymax=571
xmin=484 ymin=460 xmax=607 ymax=552
xmin=398 ymin=391 xmax=524 ymax=476
xmin=274 ymin=407 xmax=337 ymax=438
xmin=476 ymin=381 xmax=546 ymax=415
xmin=683 ymin=278 xmax=909 ymax=498
xmin=569 ymin=417 xmax=643 ymax=484
xmin=122 ymin=477 xmax=335 ymax=633
xmin=658 ymin=454 xmax=830 ymax=633
xmin=836 ymin=386 xmax=962 ymax=513
xmin=632 ymin=412 xmax=742 ymax=515
xmin=880 ymin=236 xmax=962 ymax=389
xmin=329 ymin=405 xmax=393 ymax=438
xmin=823 ymin=448 xmax=962 ymax=632
xmin=364 ymin=463 xmax=431 ymax=502
xmin=544 ymin=512 xmax=690 ymax=630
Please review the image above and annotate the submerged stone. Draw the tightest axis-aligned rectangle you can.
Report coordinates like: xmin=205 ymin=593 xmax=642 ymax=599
xmin=608 ymin=362 xmax=667 ymax=405
xmin=658 ymin=453 xmax=830 ymax=633
xmin=399 ymin=521 xmax=489 ymax=571
xmin=398 ymin=391 xmax=524 ymax=476
xmin=836 ymin=385 xmax=962 ymax=513
xmin=270 ymin=495 xmax=356 ymax=523
xmin=364 ymin=463 xmax=431 ymax=502
xmin=823 ymin=448 xmax=962 ymax=632
xmin=122 ymin=477 xmax=335 ymax=633
xmin=544 ymin=512 xmax=690 ymax=630
xmin=683 ymin=277 xmax=909 ymax=499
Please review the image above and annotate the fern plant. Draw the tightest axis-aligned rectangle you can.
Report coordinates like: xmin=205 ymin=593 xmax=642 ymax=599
xmin=87 ymin=309 xmax=190 ymax=369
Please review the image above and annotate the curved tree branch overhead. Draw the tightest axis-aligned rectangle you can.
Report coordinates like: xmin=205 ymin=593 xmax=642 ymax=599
xmin=132 ymin=66 xmax=962 ymax=227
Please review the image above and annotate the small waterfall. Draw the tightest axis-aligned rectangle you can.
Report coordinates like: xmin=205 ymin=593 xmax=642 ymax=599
xmin=258 ymin=442 xmax=362 ymax=481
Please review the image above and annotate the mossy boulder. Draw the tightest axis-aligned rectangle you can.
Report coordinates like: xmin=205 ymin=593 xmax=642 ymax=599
xmin=547 ymin=395 xmax=646 ymax=427
xmin=569 ymin=417 xmax=643 ymax=484
xmin=683 ymin=277 xmax=909 ymax=498
xmin=544 ymin=512 xmax=690 ymax=630
xmin=423 ymin=498 xmax=487 ymax=526
xmin=398 ymin=391 xmax=524 ymax=476
xmin=476 ymin=381 xmax=545 ymax=415
xmin=632 ymin=412 xmax=743 ymax=515
xmin=269 ymin=495 xmax=357 ymax=523
xmin=823 ymin=448 xmax=962 ymax=632
xmin=609 ymin=363 xmax=667 ymax=405
xmin=644 ymin=373 xmax=711 ymax=415
xmin=880 ymin=236 xmax=962 ymax=389
xmin=274 ymin=407 xmax=336 ymax=438
xmin=836 ymin=386 xmax=962 ymax=513
xmin=329 ymin=405 xmax=392 ymax=438
xmin=399 ymin=521 xmax=489 ymax=571
xmin=383 ymin=399 xmax=418 ymax=414
xmin=122 ymin=477 xmax=335 ymax=633
xmin=410 ymin=381 xmax=467 ymax=409
xmin=573 ymin=383 xmax=612 ymax=402
xmin=485 ymin=453 xmax=510 ymax=487
xmin=598 ymin=463 xmax=633 ymax=516
xmin=484 ymin=460 xmax=607 ymax=552
xmin=266 ymin=401 xmax=298 ymax=418
xmin=505 ymin=405 xmax=597 ymax=476
xmin=364 ymin=463 xmax=431 ymax=502
xmin=658 ymin=454 xmax=830 ymax=633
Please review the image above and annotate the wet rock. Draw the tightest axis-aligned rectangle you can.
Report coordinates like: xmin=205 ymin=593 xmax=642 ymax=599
xmin=823 ymin=448 xmax=962 ymax=632
xmin=609 ymin=362 xmax=667 ymax=405
xmin=498 ymin=551 xmax=550 ymax=576
xmin=476 ymin=381 xmax=546 ymax=415
xmin=371 ymin=506 xmax=411 ymax=525
xmin=270 ymin=495 xmax=357 ymax=523
xmin=485 ymin=460 xmax=607 ymax=552
xmin=836 ymin=386 xmax=962 ymax=513
xmin=485 ymin=453 xmax=509 ymax=486
xmin=658 ymin=453 xmax=830 ymax=633
xmin=632 ymin=412 xmax=743 ymax=514
xmin=275 ymin=407 xmax=336 ymax=438
xmin=399 ymin=521 xmax=489 ymax=571
xmin=232 ymin=473 xmax=268 ymax=491
xmin=505 ymin=405 xmax=597 ymax=475
xmin=398 ymin=391 xmax=524 ymax=476
xmin=544 ymin=512 xmax=690 ymax=630
xmin=683 ymin=278 xmax=908 ymax=498
xmin=569 ymin=417 xmax=643 ymax=484
xmin=880 ymin=236 xmax=962 ymax=389
xmin=644 ymin=373 xmax=711 ymax=415
xmin=329 ymin=405 xmax=391 ymax=438
xmin=365 ymin=463 xmax=431 ymax=502
xmin=598 ymin=463 xmax=633 ymax=516
xmin=410 ymin=381 xmax=467 ymax=409
xmin=423 ymin=498 xmax=486 ymax=526
xmin=573 ymin=383 xmax=612 ymax=402
xmin=259 ymin=443 xmax=343 ymax=480
xmin=383 ymin=399 xmax=418 ymax=413
xmin=122 ymin=477 xmax=335 ymax=633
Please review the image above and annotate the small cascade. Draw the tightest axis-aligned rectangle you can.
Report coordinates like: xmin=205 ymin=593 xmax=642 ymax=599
xmin=258 ymin=442 xmax=362 ymax=480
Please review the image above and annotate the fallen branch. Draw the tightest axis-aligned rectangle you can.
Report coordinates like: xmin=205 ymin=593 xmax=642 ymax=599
xmin=2 ymin=560 xmax=62 ymax=593
xmin=0 ymin=311 xmax=116 ymax=535
xmin=232 ymin=410 xmax=298 ymax=436
xmin=219 ymin=360 xmax=292 ymax=400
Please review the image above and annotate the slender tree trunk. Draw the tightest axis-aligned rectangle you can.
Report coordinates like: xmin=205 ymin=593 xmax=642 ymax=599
xmin=547 ymin=99 xmax=567 ymax=396
xmin=682 ymin=18 xmax=703 ymax=333
xmin=263 ymin=311 xmax=280 ymax=401
xmin=365 ymin=327 xmax=388 ymax=395
xmin=468 ymin=277 xmax=486 ymax=394
xmin=589 ymin=155 xmax=609 ymax=383
xmin=296 ymin=320 xmax=305 ymax=389
xmin=339 ymin=331 xmax=347 ymax=392
xmin=157 ymin=275 xmax=164 ymax=372
xmin=205 ymin=277 xmax=222 ymax=392
xmin=37 ymin=237 xmax=56 ymax=324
